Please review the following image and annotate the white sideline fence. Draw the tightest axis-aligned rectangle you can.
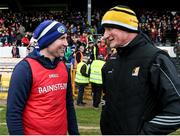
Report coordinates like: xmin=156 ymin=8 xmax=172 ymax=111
xmin=0 ymin=46 xmax=177 ymax=58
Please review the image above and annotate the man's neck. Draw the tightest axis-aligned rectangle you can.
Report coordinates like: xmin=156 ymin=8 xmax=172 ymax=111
xmin=121 ymin=33 xmax=138 ymax=47
xmin=40 ymin=49 xmax=55 ymax=62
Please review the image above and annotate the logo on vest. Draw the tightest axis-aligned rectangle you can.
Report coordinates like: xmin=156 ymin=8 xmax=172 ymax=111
xmin=38 ymin=83 xmax=67 ymax=94
xmin=108 ymin=68 xmax=114 ymax=74
xmin=49 ymin=74 xmax=59 ymax=78
xmin=132 ymin=66 xmax=140 ymax=76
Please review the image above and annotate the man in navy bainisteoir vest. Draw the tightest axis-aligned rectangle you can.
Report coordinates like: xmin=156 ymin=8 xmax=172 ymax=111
xmin=6 ymin=20 xmax=79 ymax=135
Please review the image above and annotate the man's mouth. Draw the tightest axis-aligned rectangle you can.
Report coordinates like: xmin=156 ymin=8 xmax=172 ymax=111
xmin=59 ymin=47 xmax=65 ymax=52
xmin=109 ymin=38 xmax=114 ymax=42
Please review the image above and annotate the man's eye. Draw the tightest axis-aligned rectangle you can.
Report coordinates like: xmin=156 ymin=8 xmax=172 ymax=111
xmin=60 ymin=37 xmax=66 ymax=40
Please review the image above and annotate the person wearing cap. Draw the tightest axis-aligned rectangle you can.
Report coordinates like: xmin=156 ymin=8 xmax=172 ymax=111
xmin=100 ymin=5 xmax=180 ymax=135
xmin=75 ymin=55 xmax=90 ymax=106
xmin=74 ymin=44 xmax=85 ymax=68
xmin=86 ymin=35 xmax=99 ymax=63
xmin=89 ymin=55 xmax=105 ymax=108
xmin=6 ymin=20 xmax=79 ymax=135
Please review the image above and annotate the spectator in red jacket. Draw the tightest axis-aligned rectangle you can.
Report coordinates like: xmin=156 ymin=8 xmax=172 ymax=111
xmin=98 ymin=39 xmax=107 ymax=58
xmin=21 ymin=34 xmax=30 ymax=46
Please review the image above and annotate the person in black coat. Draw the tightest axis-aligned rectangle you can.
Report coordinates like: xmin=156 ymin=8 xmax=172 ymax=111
xmin=11 ymin=45 xmax=20 ymax=58
xmin=100 ymin=5 xmax=180 ymax=135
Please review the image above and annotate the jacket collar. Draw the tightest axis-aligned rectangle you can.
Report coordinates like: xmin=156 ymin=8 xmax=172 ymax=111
xmin=117 ymin=32 xmax=152 ymax=56
xmin=26 ymin=49 xmax=63 ymax=69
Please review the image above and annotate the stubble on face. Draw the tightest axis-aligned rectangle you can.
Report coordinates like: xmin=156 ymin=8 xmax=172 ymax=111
xmin=105 ymin=28 xmax=133 ymax=48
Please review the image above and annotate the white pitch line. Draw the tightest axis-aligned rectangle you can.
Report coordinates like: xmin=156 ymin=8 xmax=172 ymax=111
xmin=0 ymin=121 xmax=100 ymax=131
xmin=0 ymin=123 xmax=100 ymax=129
xmin=79 ymin=126 xmax=100 ymax=130
xmin=0 ymin=122 xmax=7 ymax=125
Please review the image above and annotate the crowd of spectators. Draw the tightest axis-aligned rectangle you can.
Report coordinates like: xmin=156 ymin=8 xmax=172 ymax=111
xmin=137 ymin=10 xmax=180 ymax=45
xmin=0 ymin=9 xmax=179 ymax=61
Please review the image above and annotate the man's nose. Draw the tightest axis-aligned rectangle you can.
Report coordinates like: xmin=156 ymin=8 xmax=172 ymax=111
xmin=103 ymin=31 xmax=109 ymax=40
xmin=63 ymin=39 xmax=68 ymax=47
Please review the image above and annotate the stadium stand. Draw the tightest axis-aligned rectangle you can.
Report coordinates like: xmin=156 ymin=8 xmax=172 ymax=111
xmin=0 ymin=8 xmax=179 ymax=100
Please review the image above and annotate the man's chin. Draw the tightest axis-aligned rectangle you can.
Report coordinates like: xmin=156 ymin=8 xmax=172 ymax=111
xmin=109 ymin=44 xmax=116 ymax=48
xmin=59 ymin=54 xmax=65 ymax=57
xmin=110 ymin=43 xmax=123 ymax=48
xmin=52 ymin=53 xmax=63 ymax=58
xmin=59 ymin=52 xmax=65 ymax=57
